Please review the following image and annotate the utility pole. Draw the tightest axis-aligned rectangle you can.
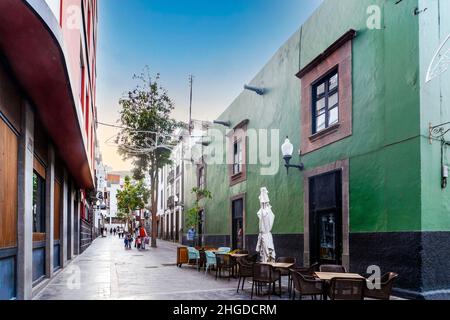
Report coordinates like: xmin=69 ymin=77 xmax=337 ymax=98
xmin=188 ymin=75 xmax=194 ymax=134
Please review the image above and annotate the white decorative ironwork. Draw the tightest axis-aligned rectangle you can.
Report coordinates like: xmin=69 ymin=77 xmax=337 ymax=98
xmin=104 ymin=131 xmax=175 ymax=155
xmin=99 ymin=121 xmax=208 ymax=158
xmin=426 ymin=34 xmax=450 ymax=83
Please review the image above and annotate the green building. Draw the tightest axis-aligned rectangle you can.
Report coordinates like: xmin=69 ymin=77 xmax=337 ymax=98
xmin=183 ymin=0 xmax=450 ymax=299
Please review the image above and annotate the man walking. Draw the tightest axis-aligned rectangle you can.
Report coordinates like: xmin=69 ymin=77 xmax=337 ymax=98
xmin=187 ymin=226 xmax=196 ymax=247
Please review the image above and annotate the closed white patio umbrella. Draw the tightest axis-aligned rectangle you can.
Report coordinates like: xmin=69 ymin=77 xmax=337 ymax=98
xmin=256 ymin=187 xmax=276 ymax=262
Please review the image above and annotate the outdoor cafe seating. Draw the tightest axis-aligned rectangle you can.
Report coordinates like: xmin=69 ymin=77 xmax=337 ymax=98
xmin=288 ymin=264 xmax=399 ymax=300
xmin=177 ymin=246 xmax=399 ymax=300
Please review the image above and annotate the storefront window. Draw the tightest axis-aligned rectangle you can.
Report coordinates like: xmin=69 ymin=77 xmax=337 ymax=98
xmin=32 ymin=172 xmax=46 ymax=233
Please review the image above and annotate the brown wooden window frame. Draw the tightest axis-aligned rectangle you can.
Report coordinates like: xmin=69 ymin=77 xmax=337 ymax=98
xmin=297 ymin=30 xmax=355 ymax=155
xmin=228 ymin=120 xmax=248 ymax=186
xmin=311 ymin=68 xmax=339 ymax=134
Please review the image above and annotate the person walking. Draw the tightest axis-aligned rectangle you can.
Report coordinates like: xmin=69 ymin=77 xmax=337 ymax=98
xmin=136 ymin=236 xmax=142 ymax=250
xmin=124 ymin=233 xmax=129 ymax=249
xmin=110 ymin=228 xmax=113 ymax=236
xmin=187 ymin=226 xmax=196 ymax=247
xmin=139 ymin=226 xmax=148 ymax=250
xmin=113 ymin=228 xmax=116 ymax=236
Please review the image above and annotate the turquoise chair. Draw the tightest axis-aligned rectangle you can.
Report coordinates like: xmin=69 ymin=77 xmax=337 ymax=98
xmin=218 ymin=247 xmax=231 ymax=254
xmin=188 ymin=247 xmax=200 ymax=266
xmin=205 ymin=251 xmax=216 ymax=274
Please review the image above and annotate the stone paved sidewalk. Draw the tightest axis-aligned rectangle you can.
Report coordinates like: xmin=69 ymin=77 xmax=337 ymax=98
xmin=34 ymin=235 xmax=284 ymax=300
xmin=34 ymin=235 xmax=404 ymax=300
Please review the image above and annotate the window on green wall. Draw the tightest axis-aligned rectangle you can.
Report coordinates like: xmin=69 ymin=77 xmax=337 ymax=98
xmin=198 ymin=167 xmax=205 ymax=190
xmin=312 ymin=69 xmax=339 ymax=134
xmin=233 ymin=139 xmax=243 ymax=175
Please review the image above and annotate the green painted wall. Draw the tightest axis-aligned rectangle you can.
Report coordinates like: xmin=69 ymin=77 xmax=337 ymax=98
xmin=185 ymin=0 xmax=430 ymax=239
xmin=419 ymin=0 xmax=450 ymax=231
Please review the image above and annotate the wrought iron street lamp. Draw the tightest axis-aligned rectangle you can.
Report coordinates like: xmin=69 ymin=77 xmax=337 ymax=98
xmin=281 ymin=137 xmax=304 ymax=174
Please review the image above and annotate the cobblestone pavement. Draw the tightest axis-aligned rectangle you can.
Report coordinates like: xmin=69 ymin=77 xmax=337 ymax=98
xmin=34 ymin=236 xmax=290 ymax=300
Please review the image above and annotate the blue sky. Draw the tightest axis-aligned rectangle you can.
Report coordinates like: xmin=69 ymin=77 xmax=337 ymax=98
xmin=96 ymin=0 xmax=323 ymax=170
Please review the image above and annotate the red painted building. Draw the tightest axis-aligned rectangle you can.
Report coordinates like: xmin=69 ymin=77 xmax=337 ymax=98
xmin=0 ymin=0 xmax=99 ymax=300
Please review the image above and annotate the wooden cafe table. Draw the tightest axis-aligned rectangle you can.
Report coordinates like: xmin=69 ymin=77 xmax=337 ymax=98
xmin=314 ymin=272 xmax=365 ymax=281
xmin=261 ymin=262 xmax=295 ymax=269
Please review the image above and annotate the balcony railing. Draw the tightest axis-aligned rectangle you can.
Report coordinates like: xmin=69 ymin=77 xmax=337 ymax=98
xmin=167 ymin=195 xmax=175 ymax=208
xmin=168 ymin=170 xmax=175 ymax=182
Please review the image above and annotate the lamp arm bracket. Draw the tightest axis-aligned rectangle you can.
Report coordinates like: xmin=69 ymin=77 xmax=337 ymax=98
xmin=429 ymin=121 xmax=450 ymax=144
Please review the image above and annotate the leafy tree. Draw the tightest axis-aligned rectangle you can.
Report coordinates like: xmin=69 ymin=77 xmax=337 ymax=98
xmin=185 ymin=187 xmax=212 ymax=232
xmin=116 ymin=176 xmax=150 ymax=233
xmin=116 ymin=67 xmax=182 ymax=247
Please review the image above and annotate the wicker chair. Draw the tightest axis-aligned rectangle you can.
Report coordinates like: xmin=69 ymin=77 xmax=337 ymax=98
xmin=205 ymin=251 xmax=216 ymax=275
xmin=187 ymin=247 xmax=200 ymax=266
xmin=327 ymin=278 xmax=365 ymax=300
xmin=276 ymin=257 xmax=296 ymax=275
xmin=309 ymin=262 xmax=320 ymax=272
xmin=363 ymin=272 xmax=398 ymax=300
xmin=236 ymin=259 xmax=253 ymax=293
xmin=215 ymin=253 xmax=233 ymax=280
xmin=245 ymin=253 xmax=258 ymax=263
xmin=251 ymin=264 xmax=281 ymax=300
xmin=288 ymin=262 xmax=320 ymax=298
xmin=290 ymin=270 xmax=324 ymax=300
xmin=319 ymin=264 xmax=347 ymax=273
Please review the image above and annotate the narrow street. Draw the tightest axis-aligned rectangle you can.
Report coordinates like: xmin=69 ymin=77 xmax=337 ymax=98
xmin=34 ymin=236 xmax=272 ymax=300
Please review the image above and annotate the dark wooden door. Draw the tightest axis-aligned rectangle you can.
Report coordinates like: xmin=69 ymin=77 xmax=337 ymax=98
xmin=232 ymin=199 xmax=244 ymax=250
xmin=309 ymin=170 xmax=342 ymax=265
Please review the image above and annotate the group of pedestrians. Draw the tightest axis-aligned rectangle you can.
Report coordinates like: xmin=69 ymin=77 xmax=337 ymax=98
xmin=100 ymin=226 xmax=125 ymax=238
xmin=124 ymin=226 xmax=149 ymax=251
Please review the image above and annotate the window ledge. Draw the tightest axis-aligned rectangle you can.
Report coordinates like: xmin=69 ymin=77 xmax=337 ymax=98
xmin=231 ymin=172 xmax=243 ymax=181
xmin=309 ymin=123 xmax=340 ymax=142
xmin=230 ymin=172 xmax=245 ymax=186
